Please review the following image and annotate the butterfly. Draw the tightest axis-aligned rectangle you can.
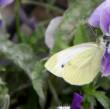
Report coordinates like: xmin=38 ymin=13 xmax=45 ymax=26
xmin=44 ymin=37 xmax=108 ymax=85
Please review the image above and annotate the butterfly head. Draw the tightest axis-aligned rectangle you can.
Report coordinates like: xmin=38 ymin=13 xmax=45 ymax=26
xmin=102 ymin=34 xmax=110 ymax=53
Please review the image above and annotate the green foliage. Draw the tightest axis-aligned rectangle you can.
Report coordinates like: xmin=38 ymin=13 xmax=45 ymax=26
xmin=0 ymin=36 xmax=36 ymax=78
xmin=83 ymin=85 xmax=110 ymax=109
xmin=93 ymin=91 xmax=110 ymax=109
xmin=74 ymin=24 xmax=90 ymax=44
xmin=32 ymin=60 xmax=46 ymax=108
xmin=52 ymin=0 xmax=101 ymax=52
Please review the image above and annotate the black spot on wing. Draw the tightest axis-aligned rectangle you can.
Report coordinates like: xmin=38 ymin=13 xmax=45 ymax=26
xmin=61 ymin=64 xmax=64 ymax=68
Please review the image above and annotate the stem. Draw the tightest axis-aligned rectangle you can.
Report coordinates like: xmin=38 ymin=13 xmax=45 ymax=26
xmin=48 ymin=80 xmax=61 ymax=105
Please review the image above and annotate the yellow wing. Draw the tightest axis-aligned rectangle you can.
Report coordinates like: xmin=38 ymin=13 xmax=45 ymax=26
xmin=45 ymin=43 xmax=103 ymax=85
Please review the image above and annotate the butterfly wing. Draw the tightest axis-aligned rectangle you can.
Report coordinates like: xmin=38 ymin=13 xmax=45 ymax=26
xmin=62 ymin=44 xmax=103 ymax=85
xmin=45 ymin=53 xmax=61 ymax=77
xmin=45 ymin=43 xmax=103 ymax=85
xmin=45 ymin=43 xmax=93 ymax=77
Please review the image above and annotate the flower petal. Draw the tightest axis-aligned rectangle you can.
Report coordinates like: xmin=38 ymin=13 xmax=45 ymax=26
xmin=70 ymin=93 xmax=83 ymax=109
xmin=88 ymin=1 xmax=106 ymax=27
xmin=0 ymin=0 xmax=14 ymax=7
xmin=100 ymin=6 xmax=110 ymax=34
xmin=106 ymin=0 xmax=110 ymax=3
xmin=45 ymin=16 xmax=62 ymax=49
xmin=101 ymin=48 xmax=110 ymax=76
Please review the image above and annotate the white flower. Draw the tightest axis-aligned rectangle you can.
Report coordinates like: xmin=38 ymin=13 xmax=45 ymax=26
xmin=45 ymin=16 xmax=62 ymax=49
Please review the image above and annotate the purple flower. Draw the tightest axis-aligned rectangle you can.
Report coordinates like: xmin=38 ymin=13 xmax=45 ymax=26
xmin=101 ymin=47 xmax=110 ymax=76
xmin=88 ymin=0 xmax=110 ymax=34
xmin=0 ymin=0 xmax=14 ymax=7
xmin=70 ymin=93 xmax=83 ymax=109
xmin=19 ymin=8 xmax=36 ymax=30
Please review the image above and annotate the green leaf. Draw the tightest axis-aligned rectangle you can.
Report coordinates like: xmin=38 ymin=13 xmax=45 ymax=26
xmin=93 ymin=91 xmax=110 ymax=109
xmin=0 ymin=34 xmax=46 ymax=108
xmin=0 ymin=36 xmax=36 ymax=78
xmin=32 ymin=60 xmax=46 ymax=108
xmin=74 ymin=24 xmax=90 ymax=44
